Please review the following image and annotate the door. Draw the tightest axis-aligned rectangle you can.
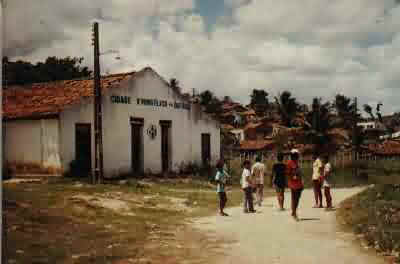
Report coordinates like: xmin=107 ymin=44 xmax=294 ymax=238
xmin=160 ymin=120 xmax=171 ymax=172
xmin=201 ymin=133 xmax=211 ymax=166
xmin=131 ymin=117 xmax=144 ymax=175
xmin=75 ymin=123 xmax=92 ymax=177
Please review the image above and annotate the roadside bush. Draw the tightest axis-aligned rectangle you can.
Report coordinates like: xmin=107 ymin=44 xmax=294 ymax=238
xmin=339 ymin=185 xmax=400 ymax=261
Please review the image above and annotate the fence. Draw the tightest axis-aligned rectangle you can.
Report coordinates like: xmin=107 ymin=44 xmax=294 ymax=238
xmin=228 ymin=150 xmax=400 ymax=171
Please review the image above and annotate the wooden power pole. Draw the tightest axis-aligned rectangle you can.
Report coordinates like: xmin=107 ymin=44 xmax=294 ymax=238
xmin=352 ymin=97 xmax=358 ymax=178
xmin=92 ymin=22 xmax=104 ymax=184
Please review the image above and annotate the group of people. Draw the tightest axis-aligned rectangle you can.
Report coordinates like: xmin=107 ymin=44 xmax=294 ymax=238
xmin=215 ymin=149 xmax=333 ymax=221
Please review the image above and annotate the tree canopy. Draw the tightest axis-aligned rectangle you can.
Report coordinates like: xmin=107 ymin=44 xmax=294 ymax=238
xmin=2 ymin=56 xmax=92 ymax=86
xmin=306 ymin=97 xmax=333 ymax=146
xmin=334 ymin=94 xmax=359 ymax=128
xmin=274 ymin=91 xmax=300 ymax=127
xmin=250 ymin=89 xmax=269 ymax=115
xmin=199 ymin=90 xmax=222 ymax=114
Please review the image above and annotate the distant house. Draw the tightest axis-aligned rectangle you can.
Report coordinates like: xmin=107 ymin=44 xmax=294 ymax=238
xmin=222 ymin=102 xmax=247 ymax=113
xmin=231 ymin=128 xmax=245 ymax=142
xmin=241 ymin=109 xmax=257 ymax=122
xmin=221 ymin=110 xmax=243 ymax=127
xmin=238 ymin=139 xmax=275 ymax=153
xmin=367 ymin=140 xmax=400 ymax=157
xmin=327 ymin=128 xmax=351 ymax=147
xmin=244 ymin=121 xmax=274 ymax=140
xmin=380 ymin=131 xmax=400 ymax=140
xmin=357 ymin=121 xmax=386 ymax=130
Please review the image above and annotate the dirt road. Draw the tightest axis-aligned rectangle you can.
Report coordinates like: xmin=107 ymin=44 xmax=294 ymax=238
xmin=194 ymin=187 xmax=386 ymax=264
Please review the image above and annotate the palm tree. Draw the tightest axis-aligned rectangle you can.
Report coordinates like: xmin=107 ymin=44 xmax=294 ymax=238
xmin=169 ymin=78 xmax=180 ymax=93
xmin=306 ymin=98 xmax=333 ymax=146
xmin=363 ymin=104 xmax=375 ymax=120
xmin=274 ymin=91 xmax=299 ymax=127
xmin=199 ymin=90 xmax=214 ymax=106
xmin=334 ymin=94 xmax=357 ymax=128
xmin=250 ymin=89 xmax=269 ymax=115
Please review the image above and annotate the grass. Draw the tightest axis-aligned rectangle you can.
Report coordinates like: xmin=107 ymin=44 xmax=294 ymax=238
xmin=337 ymin=185 xmax=400 ymax=262
xmin=3 ymin=177 xmax=253 ymax=264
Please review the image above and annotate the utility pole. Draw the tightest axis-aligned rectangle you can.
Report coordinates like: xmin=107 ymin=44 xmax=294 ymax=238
xmin=92 ymin=22 xmax=104 ymax=184
xmin=352 ymin=97 xmax=359 ymax=178
xmin=1 ymin=2 xmax=7 ymax=261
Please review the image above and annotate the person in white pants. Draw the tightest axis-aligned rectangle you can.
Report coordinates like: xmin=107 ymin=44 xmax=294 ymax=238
xmin=251 ymin=155 xmax=265 ymax=207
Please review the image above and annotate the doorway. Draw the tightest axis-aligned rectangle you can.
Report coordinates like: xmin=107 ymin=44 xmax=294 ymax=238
xmin=201 ymin=133 xmax=211 ymax=167
xmin=75 ymin=123 xmax=92 ymax=177
xmin=131 ymin=117 xmax=144 ymax=175
xmin=160 ymin=120 xmax=171 ymax=172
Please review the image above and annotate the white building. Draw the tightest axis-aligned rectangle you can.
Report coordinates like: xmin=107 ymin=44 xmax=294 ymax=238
xmin=3 ymin=67 xmax=220 ymax=177
xmin=230 ymin=129 xmax=245 ymax=142
xmin=380 ymin=131 xmax=400 ymax=140
xmin=357 ymin=121 xmax=385 ymax=130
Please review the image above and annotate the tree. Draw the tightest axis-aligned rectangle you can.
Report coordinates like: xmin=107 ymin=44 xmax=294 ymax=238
xmin=250 ymin=89 xmax=269 ymax=115
xmin=305 ymin=98 xmax=333 ymax=146
xmin=199 ymin=90 xmax=214 ymax=106
xmin=205 ymin=97 xmax=223 ymax=114
xmin=334 ymin=94 xmax=358 ymax=128
xmin=376 ymin=103 xmax=383 ymax=123
xmin=363 ymin=104 xmax=375 ymax=120
xmin=223 ymin=96 xmax=232 ymax=103
xmin=274 ymin=91 xmax=300 ymax=127
xmin=2 ymin=56 xmax=92 ymax=86
xmin=169 ymin=78 xmax=181 ymax=93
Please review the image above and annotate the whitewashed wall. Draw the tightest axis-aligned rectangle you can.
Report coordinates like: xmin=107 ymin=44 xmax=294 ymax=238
xmin=60 ymin=99 xmax=94 ymax=172
xmin=4 ymin=119 xmax=61 ymax=169
xmin=59 ymin=68 xmax=220 ymax=177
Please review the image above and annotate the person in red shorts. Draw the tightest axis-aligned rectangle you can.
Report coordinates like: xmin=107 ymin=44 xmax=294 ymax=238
xmin=286 ymin=149 xmax=304 ymax=221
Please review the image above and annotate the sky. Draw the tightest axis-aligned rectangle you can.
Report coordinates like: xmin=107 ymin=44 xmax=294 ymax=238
xmin=2 ymin=0 xmax=400 ymax=114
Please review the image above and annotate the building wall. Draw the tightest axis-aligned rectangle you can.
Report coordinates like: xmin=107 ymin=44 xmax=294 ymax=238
xmin=231 ymin=129 xmax=244 ymax=141
xmin=60 ymin=68 xmax=220 ymax=177
xmin=60 ymin=99 xmax=94 ymax=173
xmin=4 ymin=119 xmax=61 ymax=170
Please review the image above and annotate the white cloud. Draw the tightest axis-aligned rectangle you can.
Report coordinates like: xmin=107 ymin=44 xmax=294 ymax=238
xmin=3 ymin=0 xmax=400 ymax=113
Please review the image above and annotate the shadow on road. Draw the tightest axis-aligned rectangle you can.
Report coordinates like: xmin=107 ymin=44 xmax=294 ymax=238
xmin=299 ymin=218 xmax=320 ymax=221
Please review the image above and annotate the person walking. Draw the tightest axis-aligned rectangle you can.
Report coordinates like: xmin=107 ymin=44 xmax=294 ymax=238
xmin=272 ymin=153 xmax=287 ymax=211
xmin=322 ymin=155 xmax=333 ymax=210
xmin=242 ymin=160 xmax=256 ymax=213
xmin=215 ymin=160 xmax=229 ymax=216
xmin=251 ymin=155 xmax=266 ymax=207
xmin=286 ymin=149 xmax=304 ymax=221
xmin=312 ymin=153 xmax=323 ymax=208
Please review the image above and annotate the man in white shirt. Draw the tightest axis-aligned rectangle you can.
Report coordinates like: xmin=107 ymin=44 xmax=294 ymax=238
xmin=242 ymin=160 xmax=255 ymax=213
xmin=251 ymin=155 xmax=266 ymax=207
xmin=322 ymin=155 xmax=333 ymax=210
xmin=312 ymin=153 xmax=323 ymax=208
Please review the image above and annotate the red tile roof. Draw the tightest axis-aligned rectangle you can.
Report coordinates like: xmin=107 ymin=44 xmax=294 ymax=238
xmin=221 ymin=124 xmax=235 ymax=130
xmin=3 ymin=72 xmax=136 ymax=119
xmin=239 ymin=140 xmax=275 ymax=151
xmin=241 ymin=109 xmax=256 ymax=116
xmin=368 ymin=140 xmax=400 ymax=155
xmin=244 ymin=122 xmax=263 ymax=131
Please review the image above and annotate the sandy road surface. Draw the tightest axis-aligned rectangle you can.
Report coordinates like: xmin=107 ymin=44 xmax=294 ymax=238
xmin=194 ymin=188 xmax=386 ymax=264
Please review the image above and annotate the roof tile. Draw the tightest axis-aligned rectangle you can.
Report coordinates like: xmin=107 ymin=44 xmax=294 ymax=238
xmin=3 ymin=72 xmax=135 ymax=119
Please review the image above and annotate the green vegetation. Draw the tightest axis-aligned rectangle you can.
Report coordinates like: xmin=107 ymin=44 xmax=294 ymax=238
xmin=3 ymin=56 xmax=91 ymax=85
xmin=337 ymin=185 xmax=400 ymax=262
